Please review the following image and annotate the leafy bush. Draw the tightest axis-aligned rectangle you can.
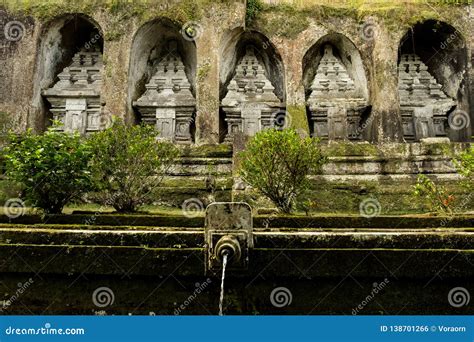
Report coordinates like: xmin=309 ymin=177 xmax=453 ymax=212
xmin=239 ymin=129 xmax=327 ymax=213
xmin=3 ymin=127 xmax=92 ymax=214
xmin=413 ymin=174 xmax=455 ymax=215
xmin=246 ymin=0 xmax=263 ymax=25
xmin=88 ymin=119 xmax=179 ymax=212
xmin=454 ymin=146 xmax=473 ymax=189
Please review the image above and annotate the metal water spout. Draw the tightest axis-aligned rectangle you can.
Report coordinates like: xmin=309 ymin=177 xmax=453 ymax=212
xmin=215 ymin=235 xmax=242 ymax=316
xmin=215 ymin=235 xmax=241 ymax=265
xmin=204 ymin=202 xmax=253 ymax=274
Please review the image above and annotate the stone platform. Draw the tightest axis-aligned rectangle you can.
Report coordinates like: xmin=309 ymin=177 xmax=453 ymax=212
xmin=0 ymin=214 xmax=472 ymax=315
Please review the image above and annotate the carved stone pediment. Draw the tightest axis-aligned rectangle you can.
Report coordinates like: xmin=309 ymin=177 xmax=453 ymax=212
xmin=398 ymin=54 xmax=455 ymax=141
xmin=221 ymin=46 xmax=284 ymax=141
xmin=133 ymin=40 xmax=196 ymax=143
xmin=42 ymin=46 xmax=103 ymax=134
xmin=307 ymin=45 xmax=368 ymax=141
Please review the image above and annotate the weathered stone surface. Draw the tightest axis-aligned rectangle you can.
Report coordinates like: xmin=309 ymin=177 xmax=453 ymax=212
xmin=0 ymin=1 xmax=471 ymax=143
xmin=398 ymin=54 xmax=456 ymax=141
xmin=205 ymin=202 xmax=252 ymax=231
xmin=42 ymin=47 xmax=103 ymax=133
xmin=307 ymin=45 xmax=368 ymax=141
xmin=0 ymin=224 xmax=473 ymax=277
xmin=0 ymin=1 xmax=472 ymax=215
xmin=221 ymin=46 xmax=284 ymax=141
xmin=133 ymin=40 xmax=196 ymax=143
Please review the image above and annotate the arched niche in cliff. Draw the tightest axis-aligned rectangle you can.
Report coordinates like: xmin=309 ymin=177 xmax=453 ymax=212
xmin=302 ymin=33 xmax=370 ymax=142
xmin=219 ymin=29 xmax=285 ymax=142
xmin=33 ymin=14 xmax=104 ymax=132
xmin=128 ymin=18 xmax=197 ymax=143
xmin=398 ymin=20 xmax=470 ymax=142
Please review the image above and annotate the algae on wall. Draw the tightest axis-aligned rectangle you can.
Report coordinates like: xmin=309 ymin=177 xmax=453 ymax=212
xmin=3 ymin=0 xmax=233 ymax=38
xmin=247 ymin=0 xmax=471 ymax=38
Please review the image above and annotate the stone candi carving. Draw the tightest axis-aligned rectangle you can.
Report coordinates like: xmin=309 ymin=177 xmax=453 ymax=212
xmin=398 ymin=54 xmax=456 ymax=141
xmin=221 ymin=46 xmax=284 ymax=141
xmin=42 ymin=47 xmax=103 ymax=134
xmin=307 ymin=45 xmax=368 ymax=141
xmin=133 ymin=41 xmax=196 ymax=143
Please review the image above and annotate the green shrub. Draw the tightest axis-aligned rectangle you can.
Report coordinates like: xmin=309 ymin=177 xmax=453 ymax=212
xmin=88 ymin=119 xmax=179 ymax=212
xmin=3 ymin=127 xmax=92 ymax=214
xmin=454 ymin=146 xmax=473 ymax=190
xmin=413 ymin=174 xmax=455 ymax=215
xmin=239 ymin=128 xmax=327 ymax=213
xmin=246 ymin=0 xmax=264 ymax=25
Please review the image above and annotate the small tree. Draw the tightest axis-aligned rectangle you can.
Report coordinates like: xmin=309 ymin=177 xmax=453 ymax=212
xmin=88 ymin=119 xmax=179 ymax=212
xmin=413 ymin=174 xmax=455 ymax=215
xmin=239 ymin=129 xmax=327 ymax=213
xmin=413 ymin=146 xmax=473 ymax=215
xmin=3 ymin=127 xmax=92 ymax=214
xmin=454 ymin=146 xmax=473 ymax=190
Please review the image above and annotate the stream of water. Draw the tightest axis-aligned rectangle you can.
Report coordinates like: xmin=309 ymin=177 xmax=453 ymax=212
xmin=218 ymin=253 xmax=228 ymax=316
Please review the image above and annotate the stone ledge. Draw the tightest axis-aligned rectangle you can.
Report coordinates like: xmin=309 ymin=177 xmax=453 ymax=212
xmin=0 ymin=244 xmax=472 ymax=278
xmin=0 ymin=214 xmax=472 ymax=228
xmin=0 ymin=225 xmax=473 ymax=278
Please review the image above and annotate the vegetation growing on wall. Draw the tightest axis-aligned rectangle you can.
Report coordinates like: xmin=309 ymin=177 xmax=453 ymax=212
xmin=197 ymin=60 xmax=212 ymax=83
xmin=3 ymin=0 xmax=469 ymax=41
xmin=287 ymin=104 xmax=309 ymax=134
xmin=248 ymin=0 xmax=469 ymax=38
xmin=413 ymin=174 xmax=455 ymax=215
xmin=3 ymin=0 xmax=233 ymax=40
xmin=454 ymin=146 xmax=474 ymax=190
xmin=413 ymin=145 xmax=473 ymax=215
xmin=245 ymin=0 xmax=264 ymax=26
xmin=239 ymin=128 xmax=326 ymax=213
xmin=3 ymin=0 xmax=203 ymax=20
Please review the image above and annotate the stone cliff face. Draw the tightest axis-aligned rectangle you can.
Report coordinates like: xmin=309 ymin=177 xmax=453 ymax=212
xmin=0 ymin=0 xmax=471 ymax=144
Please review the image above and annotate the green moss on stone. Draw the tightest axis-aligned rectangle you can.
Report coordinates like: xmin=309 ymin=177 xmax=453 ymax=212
xmin=256 ymin=4 xmax=309 ymax=38
xmin=3 ymin=0 xmax=231 ymax=27
xmin=197 ymin=60 xmax=211 ymax=83
xmin=179 ymin=144 xmax=232 ymax=158
xmin=251 ymin=0 xmax=469 ymax=39
xmin=287 ymin=104 xmax=309 ymax=134
xmin=322 ymin=141 xmax=379 ymax=156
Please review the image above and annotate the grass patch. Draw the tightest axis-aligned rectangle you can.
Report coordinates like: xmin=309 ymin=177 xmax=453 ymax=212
xmin=252 ymin=0 xmax=469 ymax=37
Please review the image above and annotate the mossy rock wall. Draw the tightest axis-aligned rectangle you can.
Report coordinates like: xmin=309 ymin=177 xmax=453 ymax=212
xmin=0 ymin=0 xmax=472 ymax=142
xmin=234 ymin=141 xmax=473 ymax=214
